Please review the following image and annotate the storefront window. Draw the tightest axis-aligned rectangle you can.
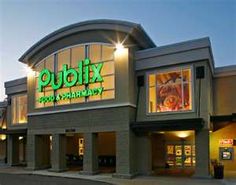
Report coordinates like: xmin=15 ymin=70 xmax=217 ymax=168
xmin=166 ymin=144 xmax=195 ymax=167
xmin=12 ymin=94 xmax=27 ymax=124
xmin=34 ymin=44 xmax=115 ymax=108
xmin=0 ymin=108 xmax=7 ymax=129
xmin=148 ymin=67 xmax=192 ymax=113
xmin=78 ymin=138 xmax=84 ymax=155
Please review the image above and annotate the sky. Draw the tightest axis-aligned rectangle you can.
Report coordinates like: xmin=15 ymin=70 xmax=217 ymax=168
xmin=0 ymin=0 xmax=235 ymax=101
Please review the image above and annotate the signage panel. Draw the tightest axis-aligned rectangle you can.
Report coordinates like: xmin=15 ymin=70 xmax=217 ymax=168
xmin=37 ymin=58 xmax=104 ymax=103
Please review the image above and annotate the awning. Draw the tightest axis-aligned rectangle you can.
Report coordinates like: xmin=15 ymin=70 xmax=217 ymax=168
xmin=210 ymin=113 xmax=236 ymax=122
xmin=131 ymin=118 xmax=204 ymax=133
xmin=210 ymin=113 xmax=236 ymax=131
xmin=0 ymin=129 xmax=27 ymax=134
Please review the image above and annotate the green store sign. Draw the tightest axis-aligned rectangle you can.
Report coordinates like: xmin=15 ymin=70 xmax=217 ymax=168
xmin=37 ymin=58 xmax=104 ymax=103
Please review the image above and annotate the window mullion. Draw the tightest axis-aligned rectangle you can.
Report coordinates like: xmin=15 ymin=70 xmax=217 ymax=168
xmin=16 ymin=97 xmax=18 ymax=124
xmin=54 ymin=54 xmax=58 ymax=107
xmin=155 ymin=74 xmax=158 ymax=113
xmin=85 ymin=45 xmax=89 ymax=103
xmin=181 ymin=69 xmax=184 ymax=111
xmin=69 ymin=48 xmax=72 ymax=104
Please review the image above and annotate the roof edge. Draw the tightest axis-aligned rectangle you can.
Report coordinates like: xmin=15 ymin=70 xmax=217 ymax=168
xmin=135 ymin=37 xmax=215 ymax=74
xmin=214 ymin=65 xmax=236 ymax=77
xmin=135 ymin=37 xmax=211 ymax=59
xmin=4 ymin=77 xmax=27 ymax=88
xmin=19 ymin=19 xmax=156 ymax=64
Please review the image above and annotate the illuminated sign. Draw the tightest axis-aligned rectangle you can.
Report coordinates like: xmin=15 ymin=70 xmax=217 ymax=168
xmin=219 ymin=139 xmax=233 ymax=146
xmin=37 ymin=58 xmax=104 ymax=103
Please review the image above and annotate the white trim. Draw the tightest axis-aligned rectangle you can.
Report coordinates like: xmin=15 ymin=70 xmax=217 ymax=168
xmin=146 ymin=65 xmax=195 ymax=115
xmin=27 ymin=102 xmax=136 ymax=116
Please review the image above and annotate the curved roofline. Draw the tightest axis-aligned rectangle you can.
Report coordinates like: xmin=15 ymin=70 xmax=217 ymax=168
xmin=19 ymin=19 xmax=156 ymax=64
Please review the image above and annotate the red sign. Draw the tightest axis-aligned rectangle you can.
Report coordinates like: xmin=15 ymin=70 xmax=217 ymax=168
xmin=219 ymin=139 xmax=233 ymax=145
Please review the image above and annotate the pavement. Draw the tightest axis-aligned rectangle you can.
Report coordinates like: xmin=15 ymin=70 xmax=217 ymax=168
xmin=0 ymin=173 xmax=110 ymax=185
xmin=0 ymin=165 xmax=235 ymax=185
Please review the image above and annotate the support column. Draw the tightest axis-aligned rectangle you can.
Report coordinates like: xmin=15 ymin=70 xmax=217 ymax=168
xmin=113 ymin=130 xmax=136 ymax=179
xmin=136 ymin=133 xmax=152 ymax=175
xmin=22 ymin=137 xmax=26 ymax=162
xmin=27 ymin=134 xmax=51 ymax=170
xmin=50 ymin=134 xmax=66 ymax=172
xmin=81 ymin=133 xmax=98 ymax=175
xmin=27 ymin=134 xmax=39 ymax=170
xmin=194 ymin=129 xmax=210 ymax=178
xmin=7 ymin=135 xmax=19 ymax=166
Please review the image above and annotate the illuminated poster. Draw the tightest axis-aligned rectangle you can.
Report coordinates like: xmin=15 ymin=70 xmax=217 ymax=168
xmin=156 ymin=70 xmax=191 ymax=112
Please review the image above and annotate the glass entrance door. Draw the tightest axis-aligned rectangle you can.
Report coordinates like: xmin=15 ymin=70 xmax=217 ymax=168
xmin=167 ymin=144 xmax=195 ymax=168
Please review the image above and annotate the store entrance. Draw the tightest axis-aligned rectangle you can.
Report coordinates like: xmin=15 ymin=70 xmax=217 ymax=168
xmin=152 ymin=130 xmax=195 ymax=176
xmin=97 ymin=132 xmax=116 ymax=173
xmin=66 ymin=133 xmax=84 ymax=172
xmin=0 ymin=134 xmax=6 ymax=164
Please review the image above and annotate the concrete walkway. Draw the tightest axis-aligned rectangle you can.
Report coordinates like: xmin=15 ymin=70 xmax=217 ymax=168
xmin=0 ymin=165 xmax=235 ymax=185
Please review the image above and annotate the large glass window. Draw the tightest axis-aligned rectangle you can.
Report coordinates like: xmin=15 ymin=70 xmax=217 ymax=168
xmin=34 ymin=44 xmax=115 ymax=108
xmin=166 ymin=144 xmax=195 ymax=167
xmin=12 ymin=94 xmax=27 ymax=124
xmin=148 ymin=67 xmax=192 ymax=113
xmin=0 ymin=108 xmax=7 ymax=129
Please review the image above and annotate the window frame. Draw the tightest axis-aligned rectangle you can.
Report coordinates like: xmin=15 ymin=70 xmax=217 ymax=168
xmin=146 ymin=65 xmax=195 ymax=115
xmin=11 ymin=93 xmax=27 ymax=125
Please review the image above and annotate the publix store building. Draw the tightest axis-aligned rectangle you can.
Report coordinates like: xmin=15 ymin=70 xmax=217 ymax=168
xmin=0 ymin=20 xmax=235 ymax=178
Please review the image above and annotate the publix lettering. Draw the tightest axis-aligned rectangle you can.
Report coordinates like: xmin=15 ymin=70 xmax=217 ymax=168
xmin=38 ymin=58 xmax=103 ymax=92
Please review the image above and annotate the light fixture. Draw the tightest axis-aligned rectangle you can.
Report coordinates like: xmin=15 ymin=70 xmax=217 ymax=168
xmin=115 ymin=43 xmax=126 ymax=55
xmin=115 ymin=43 xmax=124 ymax=50
xmin=0 ymin=134 xmax=6 ymax=141
xmin=174 ymin=131 xmax=193 ymax=138
xmin=23 ymin=65 xmax=34 ymax=76
xmin=19 ymin=136 xmax=23 ymax=140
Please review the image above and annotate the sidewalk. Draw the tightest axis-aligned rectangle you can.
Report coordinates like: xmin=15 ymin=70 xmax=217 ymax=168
xmin=0 ymin=165 xmax=235 ymax=185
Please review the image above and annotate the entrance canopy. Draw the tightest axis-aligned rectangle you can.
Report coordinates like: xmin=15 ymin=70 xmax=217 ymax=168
xmin=0 ymin=129 xmax=27 ymax=134
xmin=131 ymin=118 xmax=204 ymax=133
xmin=210 ymin=113 xmax=236 ymax=123
xmin=210 ymin=113 xmax=236 ymax=131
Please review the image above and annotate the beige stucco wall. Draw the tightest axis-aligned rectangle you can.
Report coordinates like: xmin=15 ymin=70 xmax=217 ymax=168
xmin=210 ymin=123 xmax=236 ymax=171
xmin=213 ymin=75 xmax=236 ymax=115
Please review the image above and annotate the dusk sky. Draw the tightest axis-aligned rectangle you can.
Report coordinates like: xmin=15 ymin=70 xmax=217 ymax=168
xmin=0 ymin=0 xmax=235 ymax=101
